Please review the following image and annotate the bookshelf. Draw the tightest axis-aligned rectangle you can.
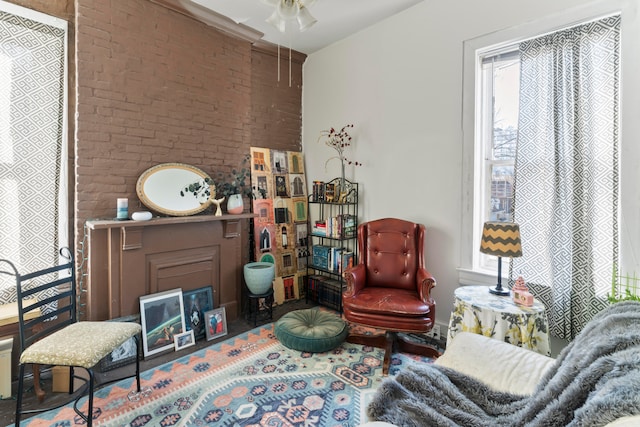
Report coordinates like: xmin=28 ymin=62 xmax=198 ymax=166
xmin=307 ymin=178 xmax=358 ymax=311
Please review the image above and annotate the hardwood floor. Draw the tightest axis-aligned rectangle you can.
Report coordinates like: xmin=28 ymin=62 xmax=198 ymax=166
xmin=0 ymin=299 xmax=317 ymax=426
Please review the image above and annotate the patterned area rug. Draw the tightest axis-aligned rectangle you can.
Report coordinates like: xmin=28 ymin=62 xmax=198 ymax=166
xmin=21 ymin=324 xmax=432 ymax=426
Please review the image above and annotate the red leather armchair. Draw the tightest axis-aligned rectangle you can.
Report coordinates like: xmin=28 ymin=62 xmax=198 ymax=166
xmin=342 ymin=218 xmax=440 ymax=374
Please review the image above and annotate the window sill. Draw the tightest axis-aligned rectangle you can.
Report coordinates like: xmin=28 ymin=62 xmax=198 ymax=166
xmin=457 ymin=268 xmax=506 ymax=287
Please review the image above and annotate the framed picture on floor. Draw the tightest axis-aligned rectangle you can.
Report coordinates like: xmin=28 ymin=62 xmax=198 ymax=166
xmin=140 ymin=288 xmax=186 ymax=358
xmin=99 ymin=314 xmax=140 ymax=372
xmin=174 ymin=330 xmax=195 ymax=351
xmin=182 ymin=286 xmax=213 ymax=340
xmin=204 ymin=307 xmax=228 ymax=341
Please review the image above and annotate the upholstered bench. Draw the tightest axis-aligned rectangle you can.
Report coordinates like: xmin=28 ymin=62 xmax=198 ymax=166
xmin=274 ymin=308 xmax=348 ymax=353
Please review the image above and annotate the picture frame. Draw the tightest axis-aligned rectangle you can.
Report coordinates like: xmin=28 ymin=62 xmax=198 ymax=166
xmin=204 ymin=307 xmax=228 ymax=341
xmin=139 ymin=288 xmax=186 ymax=358
xmin=99 ymin=314 xmax=140 ymax=372
xmin=182 ymin=286 xmax=214 ymax=340
xmin=174 ymin=330 xmax=195 ymax=351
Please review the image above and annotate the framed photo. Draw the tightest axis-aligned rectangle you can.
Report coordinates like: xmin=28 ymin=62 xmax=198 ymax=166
xmin=99 ymin=314 xmax=140 ymax=372
xmin=139 ymin=288 xmax=186 ymax=358
xmin=174 ymin=330 xmax=195 ymax=351
xmin=182 ymin=286 xmax=214 ymax=340
xmin=204 ymin=307 xmax=228 ymax=341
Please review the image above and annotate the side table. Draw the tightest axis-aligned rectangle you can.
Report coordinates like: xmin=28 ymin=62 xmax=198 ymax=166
xmin=246 ymin=288 xmax=274 ymax=327
xmin=448 ymin=285 xmax=551 ymax=356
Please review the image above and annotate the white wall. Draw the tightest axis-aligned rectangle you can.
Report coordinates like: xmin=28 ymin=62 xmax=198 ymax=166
xmin=302 ymin=0 xmax=640 ymax=331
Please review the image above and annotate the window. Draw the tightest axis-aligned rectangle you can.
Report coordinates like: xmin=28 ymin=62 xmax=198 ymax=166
xmin=462 ymin=7 xmax=622 ymax=340
xmin=477 ymin=49 xmax=520 ymax=272
xmin=0 ymin=2 xmax=67 ymax=294
xmin=461 ymin=2 xmax=625 ymax=289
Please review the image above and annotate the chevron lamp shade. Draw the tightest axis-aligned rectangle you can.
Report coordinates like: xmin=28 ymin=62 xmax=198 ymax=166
xmin=479 ymin=222 xmax=522 ymax=258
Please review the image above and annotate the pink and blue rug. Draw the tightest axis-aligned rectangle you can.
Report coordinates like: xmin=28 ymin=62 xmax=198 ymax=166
xmin=21 ymin=324 xmax=432 ymax=426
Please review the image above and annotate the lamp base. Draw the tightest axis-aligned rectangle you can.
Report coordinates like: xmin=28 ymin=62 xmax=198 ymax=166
xmin=489 ymin=285 xmax=510 ymax=296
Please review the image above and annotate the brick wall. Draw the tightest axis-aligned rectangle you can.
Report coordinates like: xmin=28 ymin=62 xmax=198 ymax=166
xmin=75 ymin=0 xmax=303 ymax=232
xmin=251 ymin=43 xmax=305 ymax=152
xmin=8 ymin=0 xmax=304 ymax=315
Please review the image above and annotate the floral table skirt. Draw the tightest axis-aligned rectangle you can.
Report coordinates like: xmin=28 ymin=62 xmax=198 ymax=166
xmin=447 ymin=285 xmax=551 ymax=356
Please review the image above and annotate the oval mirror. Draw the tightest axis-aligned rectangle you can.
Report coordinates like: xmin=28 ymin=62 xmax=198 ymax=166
xmin=136 ymin=163 xmax=215 ymax=216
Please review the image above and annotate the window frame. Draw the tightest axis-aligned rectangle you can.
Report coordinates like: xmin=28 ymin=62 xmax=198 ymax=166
xmin=477 ymin=50 xmax=519 ymax=273
xmin=459 ymin=1 xmax=629 ymax=286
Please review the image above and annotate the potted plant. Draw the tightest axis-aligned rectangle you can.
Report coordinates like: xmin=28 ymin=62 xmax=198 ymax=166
xmin=215 ymin=155 xmax=254 ymax=214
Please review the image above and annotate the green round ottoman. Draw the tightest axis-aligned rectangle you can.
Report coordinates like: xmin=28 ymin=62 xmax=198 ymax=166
xmin=274 ymin=309 xmax=349 ymax=353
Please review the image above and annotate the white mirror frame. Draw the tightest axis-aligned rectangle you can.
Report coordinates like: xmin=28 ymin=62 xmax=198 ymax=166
xmin=136 ymin=163 xmax=215 ymax=216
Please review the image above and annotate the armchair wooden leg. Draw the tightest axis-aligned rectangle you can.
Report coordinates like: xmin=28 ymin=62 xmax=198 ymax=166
xmin=396 ymin=334 xmax=441 ymax=359
xmin=345 ymin=332 xmax=395 ymax=375
xmin=346 ymin=331 xmax=441 ymax=376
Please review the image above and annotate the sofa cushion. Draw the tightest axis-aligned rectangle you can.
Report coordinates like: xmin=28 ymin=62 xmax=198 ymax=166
xmin=434 ymin=332 xmax=554 ymax=395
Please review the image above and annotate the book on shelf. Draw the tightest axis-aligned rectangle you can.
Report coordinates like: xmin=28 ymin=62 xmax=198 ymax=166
xmin=341 ymin=214 xmax=356 ymax=238
xmin=312 ymin=245 xmax=331 ymax=269
xmin=312 ymin=181 xmax=325 ymax=202
xmin=329 ymin=247 xmax=344 ymax=273
xmin=311 ymin=214 xmax=357 ymax=239
xmin=307 ymin=275 xmax=345 ymax=310
xmin=312 ymin=220 xmax=327 ymax=236
xmin=340 ymin=251 xmax=354 ymax=273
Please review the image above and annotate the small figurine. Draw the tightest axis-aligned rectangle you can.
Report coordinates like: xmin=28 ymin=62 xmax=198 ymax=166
xmin=211 ymin=196 xmax=225 ymax=216
xmin=513 ymin=275 xmax=534 ymax=306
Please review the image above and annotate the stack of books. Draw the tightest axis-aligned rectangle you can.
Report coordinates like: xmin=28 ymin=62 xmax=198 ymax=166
xmin=307 ymin=275 xmax=345 ymax=310
xmin=311 ymin=245 xmax=354 ymax=274
xmin=312 ymin=214 xmax=356 ymax=238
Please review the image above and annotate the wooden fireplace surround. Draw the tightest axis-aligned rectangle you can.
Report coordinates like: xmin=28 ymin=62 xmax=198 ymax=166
xmin=85 ymin=214 xmax=254 ymax=322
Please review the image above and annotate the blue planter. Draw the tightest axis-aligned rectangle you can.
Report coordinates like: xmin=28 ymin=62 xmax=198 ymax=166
xmin=243 ymin=262 xmax=275 ymax=295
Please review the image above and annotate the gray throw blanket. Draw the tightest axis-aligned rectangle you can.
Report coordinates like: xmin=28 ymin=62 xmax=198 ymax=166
xmin=368 ymin=301 xmax=640 ymax=427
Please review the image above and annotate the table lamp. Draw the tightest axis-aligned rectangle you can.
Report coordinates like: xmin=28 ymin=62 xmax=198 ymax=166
xmin=479 ymin=221 xmax=522 ymax=296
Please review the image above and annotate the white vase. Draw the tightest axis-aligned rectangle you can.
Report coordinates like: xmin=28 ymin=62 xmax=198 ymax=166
xmin=227 ymin=194 xmax=244 ymax=214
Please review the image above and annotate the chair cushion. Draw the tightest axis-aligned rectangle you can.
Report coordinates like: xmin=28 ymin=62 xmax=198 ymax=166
xmin=344 ymin=287 xmax=430 ymax=317
xmin=274 ymin=309 xmax=348 ymax=353
xmin=20 ymin=321 xmax=141 ymax=369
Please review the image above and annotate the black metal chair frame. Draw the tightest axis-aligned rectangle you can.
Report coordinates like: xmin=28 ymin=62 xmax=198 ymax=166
xmin=0 ymin=247 xmax=142 ymax=426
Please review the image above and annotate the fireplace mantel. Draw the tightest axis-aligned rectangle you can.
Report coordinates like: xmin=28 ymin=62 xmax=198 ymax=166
xmin=85 ymin=214 xmax=255 ymax=322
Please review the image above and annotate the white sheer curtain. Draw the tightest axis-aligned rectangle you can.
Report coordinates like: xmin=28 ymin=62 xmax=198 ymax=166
xmin=0 ymin=5 xmax=67 ymax=298
xmin=512 ymin=15 xmax=620 ymax=340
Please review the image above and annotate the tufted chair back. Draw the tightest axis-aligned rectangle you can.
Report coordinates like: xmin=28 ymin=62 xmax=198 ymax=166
xmin=360 ymin=218 xmax=425 ymax=291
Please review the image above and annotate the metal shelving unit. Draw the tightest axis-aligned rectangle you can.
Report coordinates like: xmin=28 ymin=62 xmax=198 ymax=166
xmin=306 ymin=178 xmax=358 ymax=311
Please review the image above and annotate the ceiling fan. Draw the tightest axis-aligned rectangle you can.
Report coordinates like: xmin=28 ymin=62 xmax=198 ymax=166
xmin=261 ymin=0 xmax=317 ymax=33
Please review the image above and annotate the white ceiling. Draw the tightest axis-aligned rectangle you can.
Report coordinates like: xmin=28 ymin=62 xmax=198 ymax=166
xmin=190 ymin=0 xmax=424 ymax=54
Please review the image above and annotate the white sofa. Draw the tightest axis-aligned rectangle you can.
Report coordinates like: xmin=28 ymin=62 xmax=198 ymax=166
xmin=362 ymin=332 xmax=640 ymax=427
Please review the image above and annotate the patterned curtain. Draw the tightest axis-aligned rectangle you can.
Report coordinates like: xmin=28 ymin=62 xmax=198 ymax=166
xmin=511 ymin=15 xmax=620 ymax=341
xmin=0 ymin=10 xmax=66 ymax=298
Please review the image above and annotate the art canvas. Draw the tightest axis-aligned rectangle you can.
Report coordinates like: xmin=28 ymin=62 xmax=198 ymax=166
xmin=182 ymin=286 xmax=213 ymax=340
xmin=139 ymin=288 xmax=186 ymax=358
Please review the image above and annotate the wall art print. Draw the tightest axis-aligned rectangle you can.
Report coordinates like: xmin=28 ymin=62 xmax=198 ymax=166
xmin=182 ymin=286 xmax=213 ymax=341
xmin=139 ymin=288 xmax=186 ymax=358
xmin=250 ymin=147 xmax=308 ymax=305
